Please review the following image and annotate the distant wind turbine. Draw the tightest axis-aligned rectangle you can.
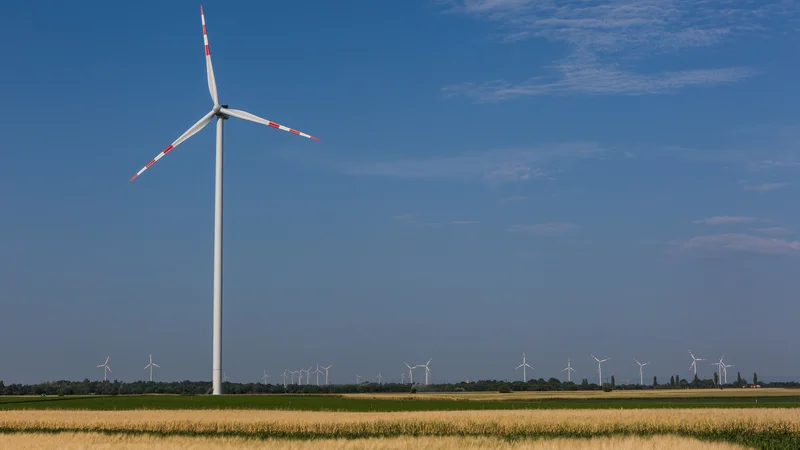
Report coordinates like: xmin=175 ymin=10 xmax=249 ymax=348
xmin=591 ymin=354 xmax=610 ymax=385
xmin=356 ymin=373 xmax=362 ymax=384
xmin=222 ymin=372 xmax=230 ymax=383
xmin=404 ymin=362 xmax=418 ymax=384
xmin=281 ymin=370 xmax=289 ymax=388
xmin=306 ymin=366 xmax=313 ymax=385
xmin=96 ymin=356 xmax=112 ymax=382
xmin=313 ymin=364 xmax=323 ymax=386
xmin=321 ymin=365 xmax=332 ymax=385
xmin=634 ymin=359 xmax=650 ymax=385
xmin=422 ymin=358 xmax=433 ymax=385
xmin=377 ymin=372 xmax=383 ymax=384
xmin=400 ymin=372 xmax=405 ymax=384
xmin=261 ymin=370 xmax=270 ymax=384
xmin=562 ymin=358 xmax=576 ymax=382
xmin=144 ymin=354 xmax=160 ymax=382
xmin=689 ymin=350 xmax=706 ymax=378
xmin=515 ymin=353 xmax=533 ymax=382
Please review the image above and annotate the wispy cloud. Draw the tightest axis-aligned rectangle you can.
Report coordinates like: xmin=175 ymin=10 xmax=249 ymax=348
xmin=440 ymin=0 xmax=793 ymax=100
xmin=743 ymin=182 xmax=789 ymax=193
xmin=342 ymin=142 xmax=603 ymax=182
xmin=692 ymin=216 xmax=757 ymax=225
xmin=451 ymin=220 xmax=480 ymax=225
xmin=670 ymin=233 xmax=800 ymax=255
xmin=509 ymin=222 xmax=579 ymax=234
xmin=757 ymin=227 xmax=790 ymax=235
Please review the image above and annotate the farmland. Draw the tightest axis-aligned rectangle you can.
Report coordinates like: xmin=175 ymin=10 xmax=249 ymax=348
xmin=1 ymin=408 xmax=798 ymax=449
xmin=1 ymin=390 xmax=799 ymax=411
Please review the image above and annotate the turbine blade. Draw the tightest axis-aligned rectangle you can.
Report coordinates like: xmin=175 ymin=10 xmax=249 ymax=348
xmin=221 ymin=107 xmax=319 ymax=141
xmin=129 ymin=110 xmax=216 ymax=182
xmin=144 ymin=364 xmax=150 ymax=370
xmin=106 ymin=366 xmax=112 ymax=372
xmin=200 ymin=6 xmax=219 ymax=105
xmin=153 ymin=363 xmax=160 ymax=368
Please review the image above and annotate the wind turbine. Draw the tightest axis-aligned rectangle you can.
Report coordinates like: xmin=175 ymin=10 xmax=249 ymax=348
xmin=297 ymin=369 xmax=305 ymax=385
xmin=634 ymin=359 xmax=650 ymax=385
xmin=281 ymin=370 xmax=289 ymax=388
xmin=313 ymin=364 xmax=323 ymax=386
xmin=723 ymin=361 xmax=734 ymax=384
xmin=356 ymin=374 xmax=362 ymax=384
xmin=562 ymin=358 xmax=576 ymax=382
xmin=144 ymin=354 xmax=160 ymax=382
xmin=128 ymin=6 xmax=319 ymax=396
xmin=591 ymin=354 xmax=610 ymax=385
xmin=711 ymin=356 xmax=725 ymax=386
xmin=515 ymin=353 xmax=533 ymax=382
xmin=289 ymin=370 xmax=299 ymax=385
xmin=400 ymin=372 xmax=405 ymax=384
xmin=377 ymin=372 xmax=383 ymax=384
xmin=404 ymin=362 xmax=417 ymax=384
xmin=96 ymin=356 xmax=112 ymax=381
xmin=261 ymin=370 xmax=270 ymax=384
xmin=689 ymin=350 xmax=706 ymax=378
xmin=422 ymin=358 xmax=433 ymax=385
xmin=306 ymin=366 xmax=313 ymax=385
xmin=222 ymin=372 xmax=230 ymax=383
xmin=321 ymin=365 xmax=332 ymax=385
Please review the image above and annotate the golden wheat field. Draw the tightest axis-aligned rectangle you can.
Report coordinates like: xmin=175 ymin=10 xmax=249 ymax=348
xmin=0 ymin=433 xmax=749 ymax=450
xmin=343 ymin=387 xmax=798 ymax=401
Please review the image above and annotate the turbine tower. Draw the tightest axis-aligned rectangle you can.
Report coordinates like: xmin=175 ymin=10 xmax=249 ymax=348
xmin=723 ymin=361 xmax=734 ymax=384
xmin=128 ymin=6 xmax=319 ymax=396
xmin=689 ymin=350 xmax=706 ymax=378
xmin=377 ymin=372 xmax=383 ymax=384
xmin=356 ymin=374 xmax=362 ymax=384
xmin=281 ymin=370 xmax=289 ymax=388
xmin=634 ymin=359 xmax=650 ymax=385
xmin=591 ymin=354 xmax=610 ymax=385
xmin=144 ymin=354 xmax=160 ymax=382
xmin=515 ymin=353 xmax=533 ymax=382
xmin=711 ymin=356 xmax=725 ymax=386
xmin=562 ymin=358 xmax=576 ymax=382
xmin=96 ymin=356 xmax=112 ymax=382
xmin=400 ymin=372 xmax=405 ymax=384
xmin=261 ymin=370 xmax=270 ymax=384
xmin=306 ymin=366 xmax=313 ymax=385
xmin=321 ymin=365 xmax=332 ymax=385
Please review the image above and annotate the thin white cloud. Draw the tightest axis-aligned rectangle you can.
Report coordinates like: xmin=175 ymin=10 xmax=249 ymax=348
xmin=509 ymin=222 xmax=579 ymax=234
xmin=671 ymin=233 xmax=800 ymax=255
xmin=392 ymin=214 xmax=479 ymax=228
xmin=440 ymin=0 xmax=793 ymax=100
xmin=743 ymin=182 xmax=789 ymax=193
xmin=692 ymin=216 xmax=757 ymax=225
xmin=451 ymin=220 xmax=480 ymax=225
xmin=757 ymin=227 xmax=790 ymax=235
xmin=342 ymin=142 xmax=603 ymax=182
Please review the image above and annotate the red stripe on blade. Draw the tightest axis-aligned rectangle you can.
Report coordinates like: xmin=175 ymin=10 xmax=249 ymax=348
xmin=268 ymin=123 xmax=280 ymax=129
xmin=205 ymin=45 xmax=210 ymax=56
xmin=289 ymin=129 xmax=300 ymax=135
xmin=203 ymin=25 xmax=207 ymax=35
xmin=162 ymin=145 xmax=175 ymax=155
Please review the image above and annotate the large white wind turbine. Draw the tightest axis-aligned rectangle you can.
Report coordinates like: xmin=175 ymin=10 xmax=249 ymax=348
xmin=634 ymin=359 xmax=650 ymax=385
xmin=591 ymin=354 xmax=610 ymax=385
xmin=261 ymin=370 xmax=270 ymax=384
xmin=562 ymin=358 xmax=576 ymax=382
xmin=128 ymin=6 xmax=319 ymax=396
xmin=96 ymin=356 xmax=112 ymax=382
xmin=711 ymin=356 xmax=725 ymax=386
xmin=515 ymin=353 xmax=533 ymax=382
xmin=689 ymin=350 xmax=706 ymax=378
xmin=144 ymin=354 xmax=160 ymax=382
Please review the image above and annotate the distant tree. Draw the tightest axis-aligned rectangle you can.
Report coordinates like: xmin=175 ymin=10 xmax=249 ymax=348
xmin=670 ymin=375 xmax=675 ymax=386
xmin=498 ymin=384 xmax=511 ymax=393
xmin=693 ymin=374 xmax=699 ymax=387
xmin=753 ymin=373 xmax=759 ymax=386
xmin=581 ymin=378 xmax=589 ymax=387
xmin=714 ymin=372 xmax=719 ymax=386
xmin=737 ymin=372 xmax=742 ymax=388
xmin=675 ymin=375 xmax=681 ymax=385
xmin=611 ymin=375 xmax=615 ymax=387
xmin=653 ymin=376 xmax=658 ymax=387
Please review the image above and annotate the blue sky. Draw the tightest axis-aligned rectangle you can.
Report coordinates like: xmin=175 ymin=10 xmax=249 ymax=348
xmin=1 ymin=0 xmax=799 ymax=385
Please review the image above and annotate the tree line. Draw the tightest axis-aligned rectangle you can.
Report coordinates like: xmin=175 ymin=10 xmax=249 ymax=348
xmin=0 ymin=372 xmax=786 ymax=396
